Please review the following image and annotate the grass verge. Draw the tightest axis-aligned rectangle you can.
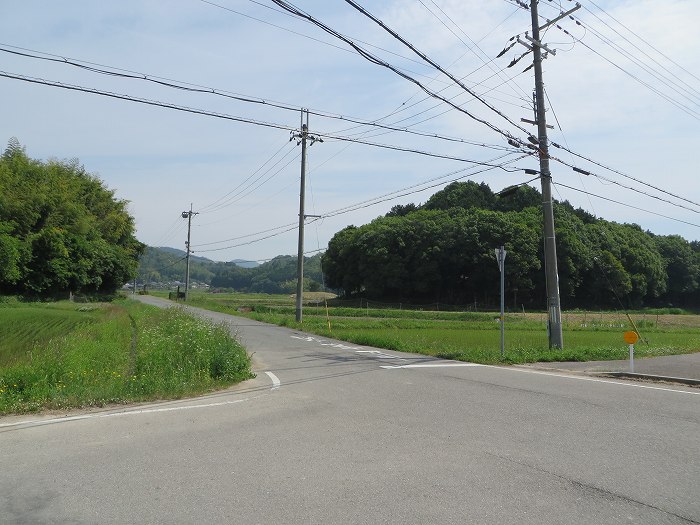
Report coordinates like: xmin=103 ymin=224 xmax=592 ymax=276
xmin=0 ymin=299 xmax=254 ymax=415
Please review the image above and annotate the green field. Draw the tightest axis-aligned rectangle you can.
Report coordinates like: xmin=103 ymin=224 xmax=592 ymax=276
xmin=181 ymin=291 xmax=700 ymax=364
xmin=0 ymin=301 xmax=103 ymax=367
xmin=0 ymin=299 xmax=253 ymax=414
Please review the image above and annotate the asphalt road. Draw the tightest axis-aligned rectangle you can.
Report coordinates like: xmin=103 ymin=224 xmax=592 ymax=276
xmin=1 ymin=295 xmax=698 ymax=524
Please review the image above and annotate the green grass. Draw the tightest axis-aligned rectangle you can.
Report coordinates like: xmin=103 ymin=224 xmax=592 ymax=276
xmin=175 ymin=291 xmax=700 ymax=365
xmin=0 ymin=299 xmax=254 ymax=414
xmin=0 ymin=301 xmax=103 ymax=367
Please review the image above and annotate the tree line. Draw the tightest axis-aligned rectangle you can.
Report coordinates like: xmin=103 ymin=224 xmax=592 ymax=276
xmin=321 ymin=181 xmax=700 ymax=309
xmin=0 ymin=140 xmax=143 ymax=296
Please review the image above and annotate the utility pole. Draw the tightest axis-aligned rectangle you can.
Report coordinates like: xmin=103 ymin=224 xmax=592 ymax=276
xmin=495 ymin=246 xmax=507 ymax=357
xmin=291 ymin=109 xmax=322 ymax=322
xmin=182 ymin=204 xmax=198 ymax=301
xmin=525 ymin=0 xmax=578 ymax=349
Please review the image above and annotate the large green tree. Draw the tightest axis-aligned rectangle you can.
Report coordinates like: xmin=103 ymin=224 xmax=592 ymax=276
xmin=322 ymin=180 xmax=694 ymax=309
xmin=0 ymin=140 xmax=144 ymax=295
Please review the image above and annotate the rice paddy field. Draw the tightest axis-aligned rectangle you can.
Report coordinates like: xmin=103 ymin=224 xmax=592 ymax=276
xmin=180 ymin=291 xmax=700 ymax=365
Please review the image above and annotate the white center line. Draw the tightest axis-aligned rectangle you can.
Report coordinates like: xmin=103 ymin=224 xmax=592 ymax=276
xmin=265 ymin=371 xmax=281 ymax=390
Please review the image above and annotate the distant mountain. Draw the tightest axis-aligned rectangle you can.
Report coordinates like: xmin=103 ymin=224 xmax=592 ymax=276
xmin=138 ymin=246 xmax=221 ymax=284
xmin=137 ymin=247 xmax=324 ymax=293
xmin=231 ymin=259 xmax=260 ymax=269
xmin=155 ymin=246 xmax=214 ymax=264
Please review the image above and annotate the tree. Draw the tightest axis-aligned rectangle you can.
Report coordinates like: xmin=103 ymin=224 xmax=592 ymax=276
xmin=0 ymin=140 xmax=144 ymax=295
xmin=654 ymin=234 xmax=699 ymax=306
xmin=385 ymin=203 xmax=419 ymax=217
xmin=321 ymin=180 xmax=689 ymax=309
xmin=423 ymin=181 xmax=496 ymax=211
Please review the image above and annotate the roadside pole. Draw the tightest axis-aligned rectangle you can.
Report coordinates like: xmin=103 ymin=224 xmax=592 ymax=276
xmin=624 ymin=330 xmax=639 ymax=373
xmin=495 ymin=246 xmax=507 ymax=358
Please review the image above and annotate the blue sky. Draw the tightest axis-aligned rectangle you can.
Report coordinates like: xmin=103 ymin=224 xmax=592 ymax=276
xmin=1 ymin=0 xmax=698 ymax=262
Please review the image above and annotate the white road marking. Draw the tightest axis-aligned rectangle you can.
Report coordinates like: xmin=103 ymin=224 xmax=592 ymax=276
xmin=356 ymin=350 xmax=398 ymax=359
xmin=382 ymin=360 xmax=699 ymax=395
xmin=265 ymin=371 xmax=281 ymax=390
xmin=381 ymin=363 xmax=483 ymax=369
xmin=290 ymin=335 xmax=360 ymax=351
xmin=490 ymin=365 xmax=700 ymax=396
xmin=0 ymin=398 xmax=251 ymax=430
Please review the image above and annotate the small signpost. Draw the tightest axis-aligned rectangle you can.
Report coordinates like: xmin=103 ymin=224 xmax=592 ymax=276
xmin=624 ymin=330 xmax=639 ymax=372
xmin=494 ymin=246 xmax=507 ymax=358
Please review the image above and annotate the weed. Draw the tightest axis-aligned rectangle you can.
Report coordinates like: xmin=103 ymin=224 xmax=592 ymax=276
xmin=0 ymin=299 xmax=253 ymax=415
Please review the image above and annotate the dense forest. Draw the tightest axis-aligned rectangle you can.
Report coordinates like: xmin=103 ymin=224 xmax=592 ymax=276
xmin=0 ymin=139 xmax=143 ymax=296
xmin=322 ymin=181 xmax=700 ymax=309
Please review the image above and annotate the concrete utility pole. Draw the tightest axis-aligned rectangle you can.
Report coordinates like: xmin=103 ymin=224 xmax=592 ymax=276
xmin=495 ymin=246 xmax=507 ymax=357
xmin=527 ymin=0 xmax=578 ymax=349
xmin=182 ymin=204 xmax=198 ymax=301
xmin=291 ymin=109 xmax=322 ymax=322
xmin=296 ymin=115 xmax=308 ymax=323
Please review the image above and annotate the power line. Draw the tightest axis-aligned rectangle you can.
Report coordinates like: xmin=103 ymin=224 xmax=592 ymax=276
xmin=194 ymin=222 xmax=308 ymax=253
xmin=552 ymin=156 xmax=700 ymax=215
xmin=0 ymin=70 xmax=297 ymax=131
xmin=326 ymin=5 xmax=528 ymax=142
xmin=193 ymin=153 xmax=527 ymax=252
xmin=268 ymin=0 xmax=532 ymax=145
xmin=195 ymin=177 xmax=299 ymax=228
xmin=0 ymin=44 xmax=520 ymax=153
xmin=584 ymin=0 xmax=700 ymax=85
xmin=198 ymin=0 xmax=444 ymax=78
xmin=199 ymin=142 xmax=299 ymax=214
xmin=549 ymin=142 xmax=700 ymax=210
xmin=550 ymin=21 xmax=700 ymax=120
xmin=568 ymin=13 xmax=700 ymax=108
xmin=320 ymin=153 xmax=526 ymax=218
xmin=337 ymin=0 xmax=533 ymax=134
xmin=580 ymin=6 xmax=700 ymax=101
xmin=192 ymin=221 xmax=299 ymax=248
xmin=0 ymin=71 xmax=524 ymax=166
xmin=319 ymin=130 xmax=530 ymax=167
xmin=419 ymin=0 xmax=532 ymax=104
xmin=553 ymin=182 xmax=700 ymax=229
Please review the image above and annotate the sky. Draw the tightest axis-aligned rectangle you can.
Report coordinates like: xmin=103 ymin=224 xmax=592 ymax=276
xmin=1 ymin=0 xmax=699 ymax=263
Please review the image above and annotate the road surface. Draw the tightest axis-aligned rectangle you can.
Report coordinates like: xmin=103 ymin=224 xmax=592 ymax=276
xmin=1 ymin=295 xmax=698 ymax=524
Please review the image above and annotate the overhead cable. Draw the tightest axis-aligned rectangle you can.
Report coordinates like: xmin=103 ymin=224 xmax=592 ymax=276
xmin=268 ymin=0 xmax=531 ymax=145
xmin=338 ymin=0 xmax=533 ymax=134
xmin=550 ymin=142 xmax=700 ymax=210
xmin=0 ymin=45 xmax=514 ymax=152
xmin=553 ymin=182 xmax=700 ymax=229
xmin=0 ymin=71 xmax=523 ymax=166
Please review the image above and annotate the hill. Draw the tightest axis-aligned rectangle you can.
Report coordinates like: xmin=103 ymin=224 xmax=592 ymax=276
xmin=137 ymin=247 xmax=324 ymax=294
xmin=323 ymin=181 xmax=700 ymax=309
